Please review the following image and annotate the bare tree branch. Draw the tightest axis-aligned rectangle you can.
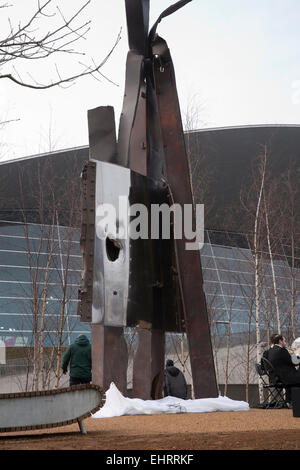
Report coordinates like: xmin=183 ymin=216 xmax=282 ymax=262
xmin=0 ymin=1 xmax=121 ymax=89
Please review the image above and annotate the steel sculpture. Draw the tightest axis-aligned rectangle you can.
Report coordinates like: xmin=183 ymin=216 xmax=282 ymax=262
xmin=78 ymin=0 xmax=218 ymax=399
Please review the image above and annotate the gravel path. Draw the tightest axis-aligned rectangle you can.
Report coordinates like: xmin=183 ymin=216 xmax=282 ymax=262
xmin=1 ymin=409 xmax=300 ymax=450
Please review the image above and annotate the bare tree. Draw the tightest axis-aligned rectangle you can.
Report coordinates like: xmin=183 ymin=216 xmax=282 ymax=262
xmin=0 ymin=1 xmax=121 ymax=90
xmin=183 ymin=94 xmax=217 ymax=224
xmin=2 ymin=152 xmax=84 ymax=392
xmin=278 ymin=166 xmax=300 ymax=339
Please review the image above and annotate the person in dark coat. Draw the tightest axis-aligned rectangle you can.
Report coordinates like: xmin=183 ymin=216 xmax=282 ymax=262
xmin=267 ymin=334 xmax=300 ymax=404
xmin=163 ymin=359 xmax=188 ymax=399
xmin=268 ymin=335 xmax=300 ymax=386
xmin=261 ymin=333 xmax=278 ymax=362
xmin=62 ymin=334 xmax=92 ymax=387
xmin=261 ymin=334 xmax=277 ymax=380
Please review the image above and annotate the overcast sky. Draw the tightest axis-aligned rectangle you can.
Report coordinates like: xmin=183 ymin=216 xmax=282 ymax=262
xmin=1 ymin=0 xmax=300 ymax=161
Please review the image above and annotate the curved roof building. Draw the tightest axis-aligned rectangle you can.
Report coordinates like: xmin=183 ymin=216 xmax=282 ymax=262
xmin=0 ymin=125 xmax=299 ymax=395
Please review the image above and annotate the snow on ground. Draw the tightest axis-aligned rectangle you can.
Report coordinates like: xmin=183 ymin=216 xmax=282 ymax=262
xmin=92 ymin=382 xmax=250 ymax=418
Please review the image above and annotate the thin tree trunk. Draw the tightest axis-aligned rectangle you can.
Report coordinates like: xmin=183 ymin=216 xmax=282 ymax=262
xmin=264 ymin=193 xmax=281 ymax=333
xmin=55 ymin=222 xmax=72 ymax=388
xmin=38 ymin=222 xmax=55 ymax=389
xmin=253 ymin=147 xmax=267 ymax=404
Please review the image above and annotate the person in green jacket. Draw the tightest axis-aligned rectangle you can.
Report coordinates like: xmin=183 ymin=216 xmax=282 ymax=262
xmin=62 ymin=334 xmax=92 ymax=386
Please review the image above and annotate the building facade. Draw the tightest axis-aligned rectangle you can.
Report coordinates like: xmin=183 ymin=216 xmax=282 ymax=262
xmin=0 ymin=125 xmax=299 ymax=399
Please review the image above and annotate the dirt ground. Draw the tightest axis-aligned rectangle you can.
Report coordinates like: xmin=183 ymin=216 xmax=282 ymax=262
xmin=1 ymin=408 xmax=300 ymax=451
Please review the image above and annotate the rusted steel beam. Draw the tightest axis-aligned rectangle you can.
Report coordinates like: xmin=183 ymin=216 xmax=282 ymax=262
xmin=132 ymin=327 xmax=165 ymax=399
xmin=151 ymin=34 xmax=218 ymax=398
xmin=78 ymin=161 xmax=96 ymax=323
xmin=92 ymin=324 xmax=128 ymax=395
xmin=117 ymin=52 xmax=146 ymax=171
xmin=88 ymin=106 xmax=118 ymax=164
xmin=78 ymin=0 xmax=218 ymax=400
xmin=125 ymin=0 xmax=149 ymax=55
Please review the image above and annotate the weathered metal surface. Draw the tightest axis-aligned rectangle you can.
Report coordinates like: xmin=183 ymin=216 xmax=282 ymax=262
xmin=0 ymin=384 xmax=105 ymax=433
xmin=117 ymin=53 xmax=145 ymax=171
xmin=88 ymin=159 xmax=181 ymax=331
xmin=78 ymin=161 xmax=96 ymax=323
xmin=92 ymin=324 xmax=128 ymax=395
xmin=88 ymin=106 xmax=118 ymax=164
xmin=118 ymin=0 xmax=149 ymax=175
xmin=125 ymin=0 xmax=149 ymax=55
xmin=92 ymin=161 xmax=130 ymax=327
xmin=86 ymin=161 xmax=156 ymax=327
xmin=150 ymin=32 xmax=218 ymax=398
xmin=78 ymin=0 xmax=218 ymax=400
xmin=132 ymin=327 xmax=165 ymax=400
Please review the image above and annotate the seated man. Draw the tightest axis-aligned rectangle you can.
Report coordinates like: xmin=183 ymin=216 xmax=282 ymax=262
xmin=261 ymin=333 xmax=279 ymax=363
xmin=163 ymin=359 xmax=188 ymax=399
xmin=261 ymin=334 xmax=277 ymax=383
xmin=268 ymin=334 xmax=300 ymax=403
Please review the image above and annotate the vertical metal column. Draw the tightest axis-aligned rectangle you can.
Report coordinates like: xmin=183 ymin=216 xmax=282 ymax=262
xmin=151 ymin=34 xmax=218 ymax=398
xmin=132 ymin=327 xmax=165 ymax=399
xmin=92 ymin=324 xmax=128 ymax=395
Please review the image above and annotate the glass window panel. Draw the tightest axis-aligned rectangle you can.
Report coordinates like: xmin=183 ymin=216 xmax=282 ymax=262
xmin=0 ymin=223 xmax=29 ymax=237
xmin=223 ymin=295 xmax=253 ymax=310
xmin=0 ymin=265 xmax=80 ymax=285
xmin=0 ymin=282 xmax=33 ymax=297
xmin=41 ymin=332 xmax=70 ymax=347
xmin=0 ymin=313 xmax=26 ymax=331
xmin=199 ymin=244 xmax=211 ymax=257
xmin=0 ymin=251 xmax=50 ymax=267
xmin=56 ymin=227 xmax=80 ymax=243
xmin=200 ymin=256 xmax=215 ymax=269
xmin=0 ymin=266 xmax=32 ymax=282
xmin=209 ymin=230 xmax=250 ymax=248
xmin=210 ymin=308 xmax=228 ymax=322
xmin=204 ymin=231 xmax=209 ymax=244
xmin=0 ymin=250 xmax=81 ymax=269
xmin=215 ymin=257 xmax=253 ymax=273
xmin=67 ymin=317 xmax=91 ymax=332
xmin=65 ymin=270 xmax=81 ymax=284
xmin=217 ymin=269 xmax=254 ymax=285
xmin=211 ymin=245 xmax=237 ymax=259
xmin=0 ymin=223 xmax=58 ymax=239
xmin=0 ymin=297 xmax=79 ymax=314
xmin=230 ymin=322 xmax=256 ymax=334
xmin=0 ymin=282 xmax=78 ymax=299
xmin=66 ymin=301 xmax=80 ymax=315
xmin=58 ymin=240 xmax=81 ymax=256
xmin=203 ymin=269 xmax=219 ymax=282
xmin=274 ymin=276 xmax=293 ymax=290
xmin=0 ymin=236 xmax=28 ymax=251
xmin=62 ymin=257 xmax=82 ymax=271
xmin=0 ymin=298 xmax=33 ymax=314
xmin=212 ymin=321 xmax=229 ymax=336
xmin=221 ymin=283 xmax=255 ymax=298
xmin=0 ymin=234 xmax=81 ymax=257
xmin=0 ymin=332 xmax=31 ymax=347
xmin=203 ymin=282 xmax=221 ymax=295
xmin=284 ymin=255 xmax=300 ymax=269
xmin=0 ymin=313 xmax=89 ymax=340
xmin=205 ymin=294 xmax=226 ymax=309
xmin=230 ymin=310 xmax=253 ymax=323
